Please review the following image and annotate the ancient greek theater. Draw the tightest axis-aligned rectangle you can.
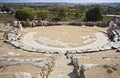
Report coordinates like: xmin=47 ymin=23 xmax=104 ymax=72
xmin=0 ymin=22 xmax=119 ymax=78
xmin=0 ymin=2 xmax=120 ymax=78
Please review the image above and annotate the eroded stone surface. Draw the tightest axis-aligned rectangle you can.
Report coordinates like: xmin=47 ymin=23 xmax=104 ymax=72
xmin=13 ymin=72 xmax=32 ymax=78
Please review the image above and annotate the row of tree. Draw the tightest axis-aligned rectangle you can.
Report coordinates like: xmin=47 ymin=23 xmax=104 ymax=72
xmin=15 ymin=6 xmax=103 ymax=22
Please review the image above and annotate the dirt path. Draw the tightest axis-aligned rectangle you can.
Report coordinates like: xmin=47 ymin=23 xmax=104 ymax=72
xmin=48 ymin=54 xmax=76 ymax=78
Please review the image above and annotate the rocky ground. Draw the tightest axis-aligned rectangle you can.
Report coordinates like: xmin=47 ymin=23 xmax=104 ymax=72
xmin=0 ymin=23 xmax=59 ymax=78
xmin=85 ymin=65 xmax=120 ymax=78
xmin=67 ymin=50 xmax=120 ymax=78
xmin=0 ymin=23 xmax=120 ymax=78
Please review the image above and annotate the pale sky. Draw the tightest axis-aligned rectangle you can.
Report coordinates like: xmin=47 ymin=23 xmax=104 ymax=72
xmin=0 ymin=0 xmax=120 ymax=3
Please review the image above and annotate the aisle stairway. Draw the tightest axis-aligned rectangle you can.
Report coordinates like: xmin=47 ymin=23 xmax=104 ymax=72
xmin=48 ymin=54 xmax=76 ymax=78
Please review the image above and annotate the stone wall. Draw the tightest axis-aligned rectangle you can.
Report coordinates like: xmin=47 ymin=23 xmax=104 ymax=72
xmin=66 ymin=41 xmax=120 ymax=54
xmin=67 ymin=21 xmax=108 ymax=27
xmin=13 ymin=21 xmax=109 ymax=27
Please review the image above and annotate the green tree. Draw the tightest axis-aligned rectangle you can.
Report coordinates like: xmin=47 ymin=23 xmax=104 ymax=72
xmin=56 ymin=6 xmax=69 ymax=21
xmin=74 ymin=10 xmax=82 ymax=19
xmin=85 ymin=7 xmax=103 ymax=21
xmin=15 ymin=9 xmax=35 ymax=21
xmin=37 ymin=10 xmax=50 ymax=20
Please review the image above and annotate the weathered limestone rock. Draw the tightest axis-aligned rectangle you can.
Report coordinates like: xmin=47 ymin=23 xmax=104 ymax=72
xmin=37 ymin=49 xmax=46 ymax=53
xmin=20 ymin=44 xmax=33 ymax=51
xmin=99 ymin=44 xmax=111 ymax=51
xmin=69 ymin=22 xmax=82 ymax=26
xmin=85 ymin=22 xmax=95 ymax=26
xmin=66 ymin=50 xmax=77 ymax=54
xmin=110 ymin=41 xmax=120 ymax=49
xmin=83 ymin=48 xmax=100 ymax=53
xmin=72 ymin=57 xmax=82 ymax=78
xmin=83 ymin=64 xmax=99 ymax=71
xmin=20 ymin=21 xmax=35 ymax=27
xmin=96 ymin=21 xmax=109 ymax=27
xmin=116 ymin=48 xmax=120 ymax=52
xmin=33 ymin=62 xmax=46 ymax=68
xmin=107 ymin=29 xmax=120 ymax=42
xmin=10 ymin=41 xmax=21 ymax=48
xmin=47 ymin=22 xmax=62 ymax=26
xmin=1 ymin=57 xmax=55 ymax=69
xmin=45 ymin=50 xmax=61 ymax=54
xmin=76 ymin=50 xmax=83 ymax=53
xmin=12 ymin=72 xmax=32 ymax=78
xmin=1 ymin=57 xmax=55 ymax=78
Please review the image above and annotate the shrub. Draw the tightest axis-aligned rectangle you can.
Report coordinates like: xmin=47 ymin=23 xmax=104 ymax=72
xmin=103 ymin=65 xmax=110 ymax=69
xmin=85 ymin=7 xmax=103 ymax=21
xmin=37 ymin=10 xmax=50 ymax=20
xmin=112 ymin=67 xmax=118 ymax=71
xmin=15 ymin=9 xmax=35 ymax=21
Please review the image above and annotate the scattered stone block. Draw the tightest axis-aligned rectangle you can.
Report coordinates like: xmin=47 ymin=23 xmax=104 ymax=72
xmin=85 ymin=22 xmax=95 ymax=27
xmin=37 ymin=49 xmax=46 ymax=53
xmin=99 ymin=44 xmax=111 ymax=51
xmin=69 ymin=22 xmax=82 ymax=26
xmin=76 ymin=50 xmax=83 ymax=53
xmin=96 ymin=21 xmax=109 ymax=27
xmin=84 ymin=48 xmax=100 ymax=53
xmin=116 ymin=48 xmax=120 ymax=52
xmin=66 ymin=50 xmax=77 ymax=54
xmin=110 ymin=42 xmax=120 ymax=49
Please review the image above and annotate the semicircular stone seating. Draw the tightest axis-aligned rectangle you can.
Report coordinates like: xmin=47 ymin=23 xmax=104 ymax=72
xmin=6 ymin=25 xmax=120 ymax=54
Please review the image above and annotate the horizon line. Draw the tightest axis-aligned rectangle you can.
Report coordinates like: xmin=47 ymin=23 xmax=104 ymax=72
xmin=0 ymin=2 xmax=120 ymax=4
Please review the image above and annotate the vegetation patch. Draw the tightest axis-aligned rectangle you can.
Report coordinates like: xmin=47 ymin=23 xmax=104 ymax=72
xmin=103 ymin=65 xmax=110 ymax=69
xmin=106 ymin=69 xmax=113 ymax=74
xmin=112 ymin=67 xmax=118 ymax=71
